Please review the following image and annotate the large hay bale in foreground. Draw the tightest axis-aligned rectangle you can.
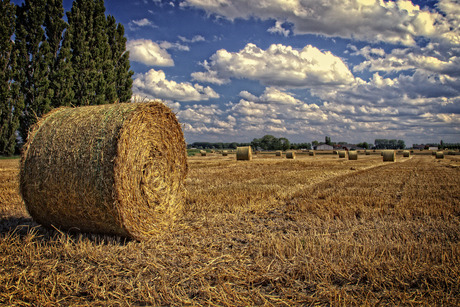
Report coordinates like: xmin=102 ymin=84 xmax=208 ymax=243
xmin=436 ymin=151 xmax=444 ymax=159
xmin=338 ymin=151 xmax=347 ymax=158
xmin=382 ymin=150 xmax=395 ymax=162
xmin=236 ymin=146 xmax=252 ymax=160
xmin=348 ymin=151 xmax=358 ymax=160
xmin=20 ymin=102 xmax=188 ymax=240
xmin=286 ymin=151 xmax=296 ymax=159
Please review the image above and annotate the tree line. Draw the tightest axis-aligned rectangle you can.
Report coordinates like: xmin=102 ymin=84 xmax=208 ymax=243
xmin=188 ymin=135 xmax=312 ymax=151
xmin=189 ymin=136 xmax=412 ymax=151
xmin=0 ymin=0 xmax=133 ymax=155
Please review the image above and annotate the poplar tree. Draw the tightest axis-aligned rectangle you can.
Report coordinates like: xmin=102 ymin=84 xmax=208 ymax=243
xmin=107 ymin=15 xmax=133 ymax=102
xmin=15 ymin=0 xmax=51 ymax=143
xmin=65 ymin=0 xmax=132 ymax=106
xmin=44 ymin=0 xmax=70 ymax=108
xmin=0 ymin=0 xmax=23 ymax=155
xmin=11 ymin=0 xmax=133 ymax=146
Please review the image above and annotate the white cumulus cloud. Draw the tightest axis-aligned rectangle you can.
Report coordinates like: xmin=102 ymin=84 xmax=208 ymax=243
xmin=127 ymin=39 xmax=174 ymax=66
xmin=181 ymin=0 xmax=460 ymax=46
xmin=192 ymin=43 xmax=354 ymax=88
xmin=132 ymin=68 xmax=220 ymax=101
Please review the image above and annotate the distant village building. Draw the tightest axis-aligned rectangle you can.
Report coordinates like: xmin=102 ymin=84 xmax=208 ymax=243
xmin=412 ymin=144 xmax=425 ymax=150
xmin=315 ymin=144 xmax=334 ymax=151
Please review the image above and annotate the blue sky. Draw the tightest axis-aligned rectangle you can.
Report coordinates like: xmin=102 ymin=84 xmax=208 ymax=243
xmin=14 ymin=0 xmax=460 ymax=146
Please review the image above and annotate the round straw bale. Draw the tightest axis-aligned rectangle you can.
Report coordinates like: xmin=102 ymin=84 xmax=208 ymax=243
xmin=365 ymin=150 xmax=370 ymax=155
xmin=236 ymin=146 xmax=252 ymax=161
xmin=222 ymin=150 xmax=228 ymax=156
xmin=435 ymin=151 xmax=444 ymax=159
xmin=200 ymin=150 xmax=207 ymax=156
xmin=403 ymin=150 xmax=410 ymax=157
xmin=348 ymin=151 xmax=358 ymax=160
xmin=276 ymin=150 xmax=282 ymax=156
xmin=20 ymin=102 xmax=187 ymax=240
xmin=286 ymin=151 xmax=296 ymax=159
xmin=338 ymin=151 xmax=346 ymax=158
xmin=309 ymin=151 xmax=315 ymax=156
xmin=382 ymin=150 xmax=395 ymax=162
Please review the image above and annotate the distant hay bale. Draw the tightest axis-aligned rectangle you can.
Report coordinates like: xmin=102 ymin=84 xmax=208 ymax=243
xmin=382 ymin=150 xmax=395 ymax=162
xmin=432 ymin=151 xmax=436 ymax=156
xmin=222 ymin=150 xmax=228 ymax=156
xmin=286 ymin=151 xmax=296 ymax=159
xmin=403 ymin=150 xmax=410 ymax=157
xmin=348 ymin=151 xmax=358 ymax=160
xmin=236 ymin=146 xmax=252 ymax=161
xmin=20 ymin=102 xmax=188 ymax=240
xmin=436 ymin=151 xmax=444 ymax=159
xmin=365 ymin=150 xmax=370 ymax=155
xmin=275 ymin=151 xmax=282 ymax=156
xmin=309 ymin=151 xmax=315 ymax=156
xmin=338 ymin=151 xmax=346 ymax=158
xmin=200 ymin=150 xmax=207 ymax=156
xmin=333 ymin=150 xmax=338 ymax=155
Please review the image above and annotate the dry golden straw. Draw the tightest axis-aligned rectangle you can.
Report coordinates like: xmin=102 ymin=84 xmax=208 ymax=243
xmin=348 ymin=151 xmax=358 ymax=160
xmin=236 ymin=146 xmax=252 ymax=161
xmin=403 ymin=150 xmax=410 ymax=157
xmin=435 ymin=151 xmax=444 ymax=159
xmin=20 ymin=102 xmax=188 ymax=240
xmin=382 ymin=150 xmax=395 ymax=162
xmin=338 ymin=151 xmax=347 ymax=158
xmin=286 ymin=151 xmax=296 ymax=159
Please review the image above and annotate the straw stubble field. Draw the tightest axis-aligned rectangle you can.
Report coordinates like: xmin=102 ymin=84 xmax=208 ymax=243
xmin=0 ymin=153 xmax=459 ymax=306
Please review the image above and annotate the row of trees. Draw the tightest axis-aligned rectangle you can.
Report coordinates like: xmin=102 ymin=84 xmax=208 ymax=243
xmin=374 ymin=139 xmax=406 ymax=150
xmin=0 ymin=0 xmax=133 ymax=155
xmin=190 ymin=136 xmax=412 ymax=151
xmin=313 ymin=137 xmax=406 ymax=150
xmin=188 ymin=135 xmax=312 ymax=151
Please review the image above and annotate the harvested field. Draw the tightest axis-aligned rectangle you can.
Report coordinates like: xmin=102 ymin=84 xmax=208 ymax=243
xmin=1 ymin=154 xmax=459 ymax=306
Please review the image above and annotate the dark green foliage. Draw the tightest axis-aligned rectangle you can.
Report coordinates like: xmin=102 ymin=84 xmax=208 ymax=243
xmin=374 ymin=139 xmax=405 ymax=150
xmin=45 ymin=0 xmax=72 ymax=108
xmin=15 ymin=0 xmax=51 ymax=143
xmin=4 ymin=0 xmax=133 ymax=153
xmin=357 ymin=142 xmax=369 ymax=149
xmin=251 ymin=135 xmax=292 ymax=151
xmin=107 ymin=15 xmax=133 ymax=102
xmin=64 ymin=0 xmax=133 ymax=106
xmin=0 ymin=0 xmax=23 ymax=155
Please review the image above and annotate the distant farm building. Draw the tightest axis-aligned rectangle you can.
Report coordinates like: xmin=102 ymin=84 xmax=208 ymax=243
xmin=315 ymin=144 xmax=334 ymax=151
